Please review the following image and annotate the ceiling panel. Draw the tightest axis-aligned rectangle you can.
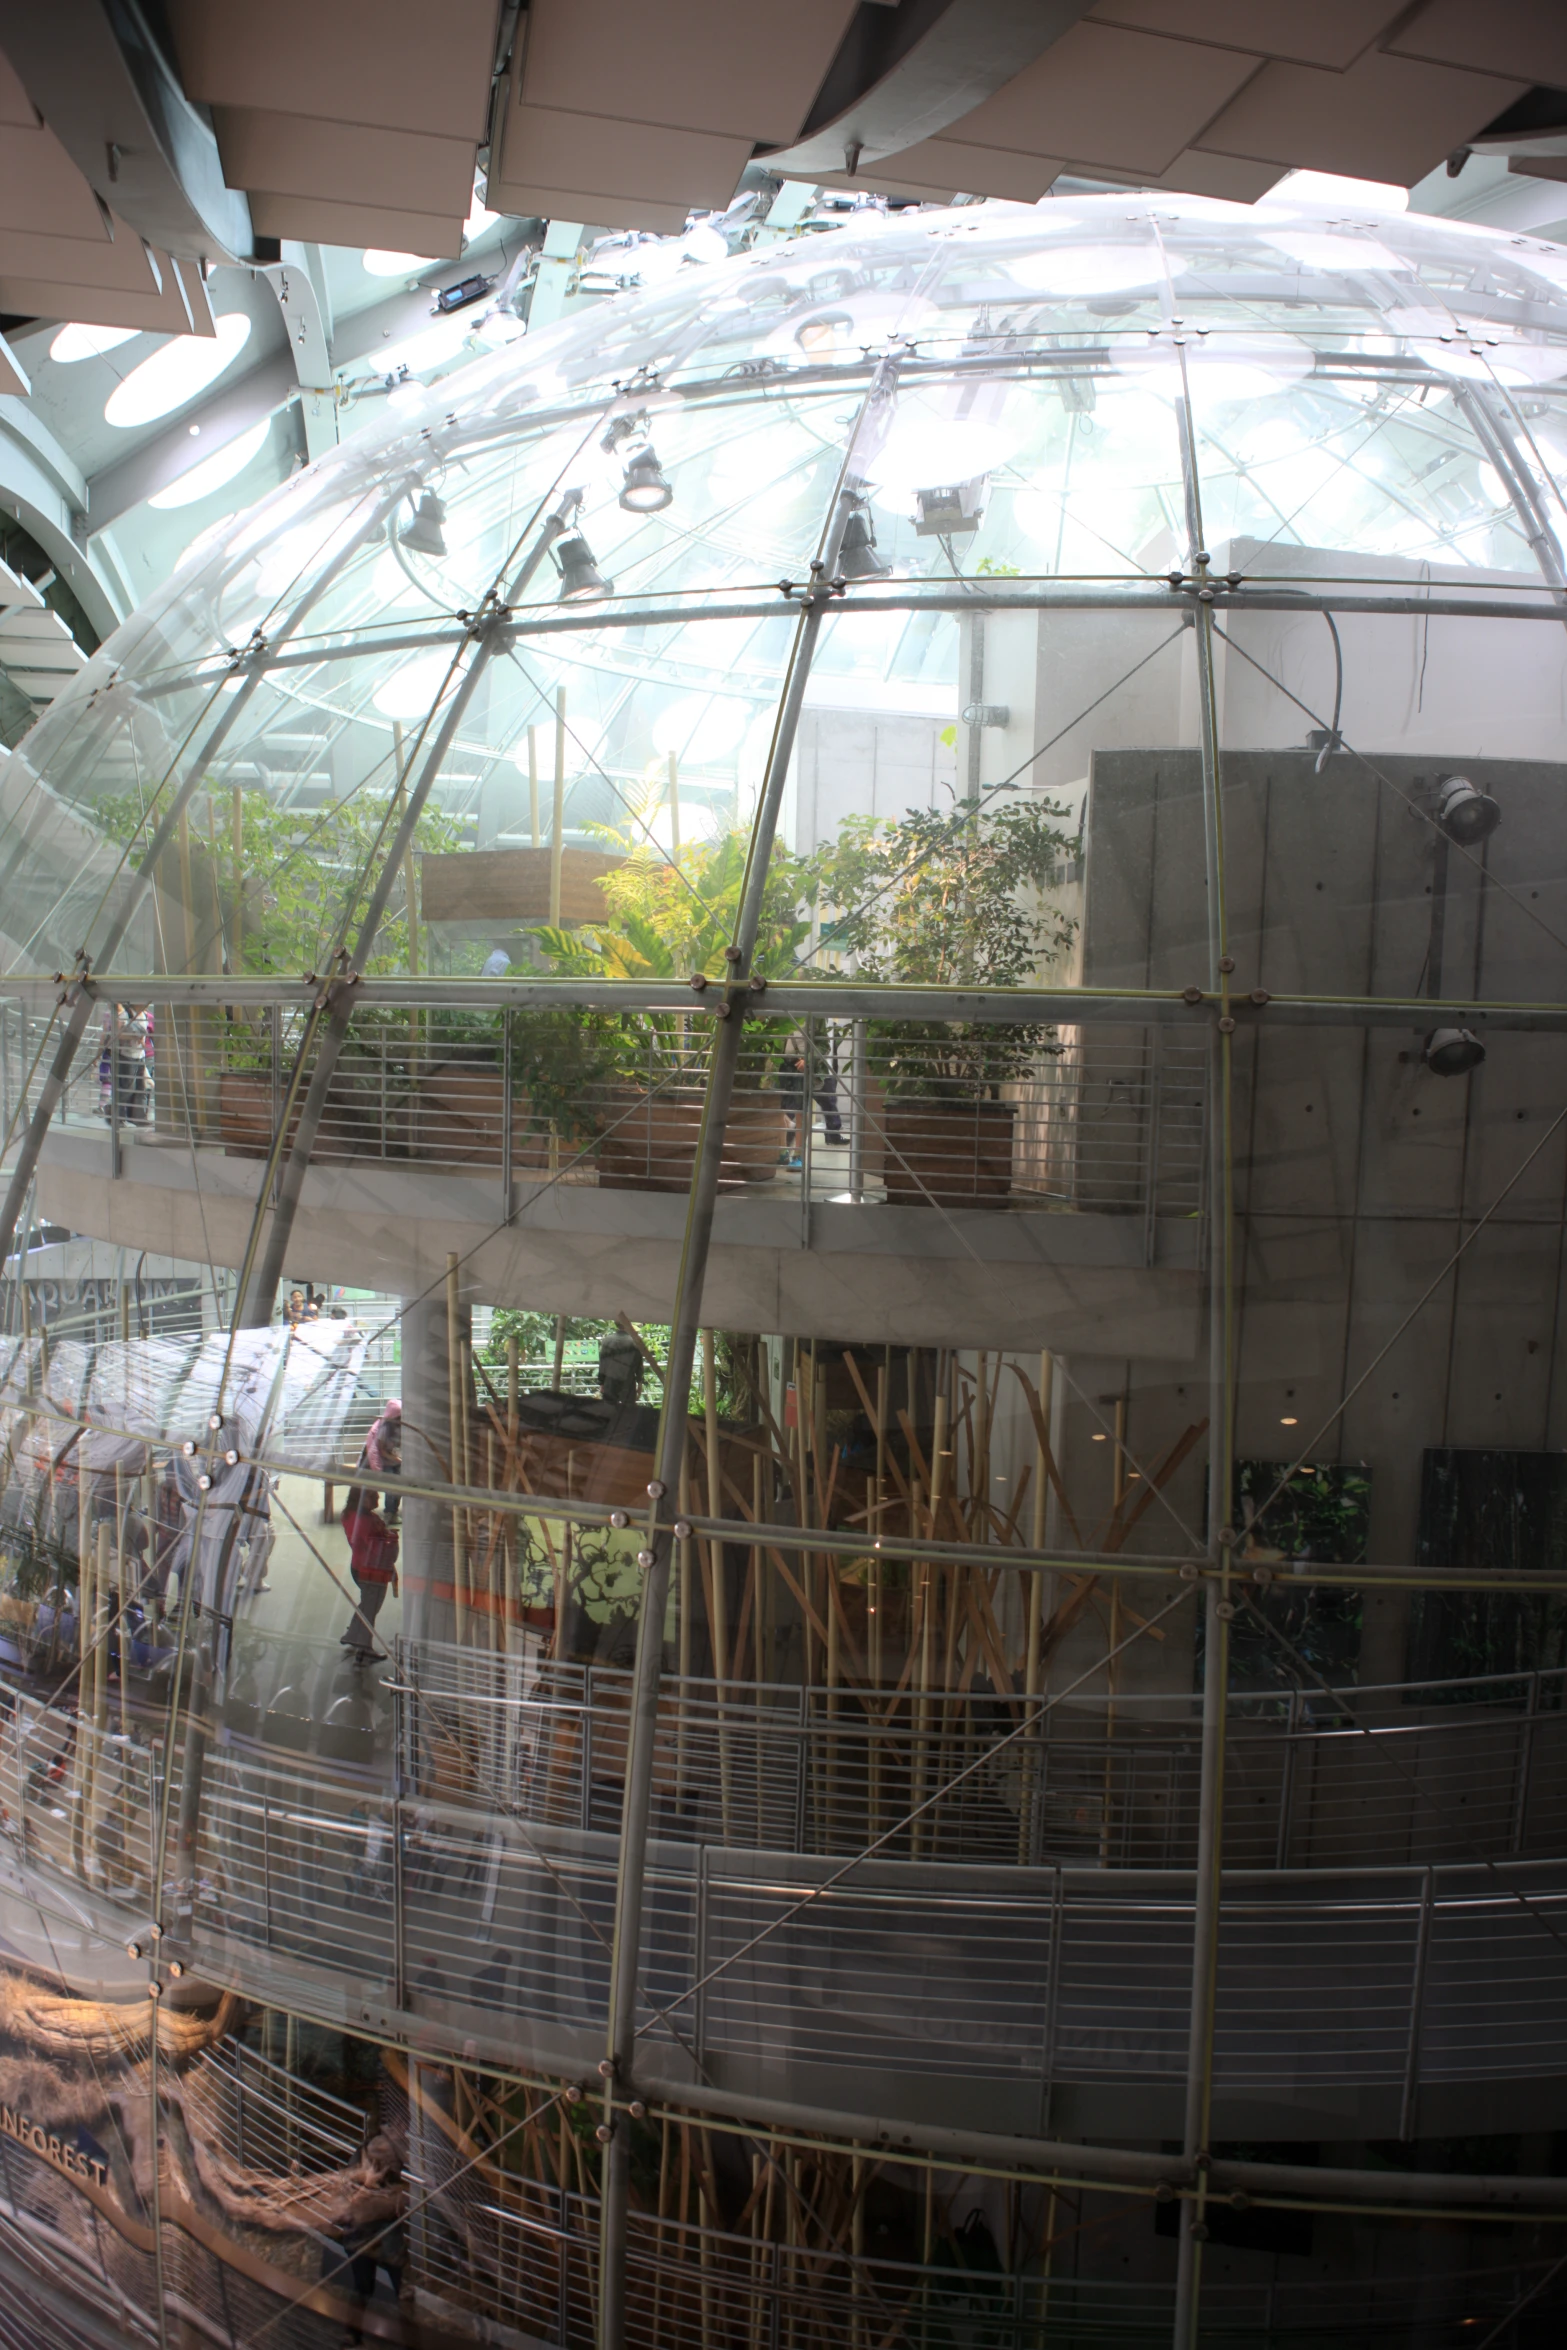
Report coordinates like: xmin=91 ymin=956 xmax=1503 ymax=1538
xmin=847 ymin=137 xmax=1062 ymax=204
xmin=946 ymin=24 xmax=1262 ymax=179
xmin=1083 ymin=0 xmax=1407 ymax=73
xmin=1387 ymin=0 xmax=1567 ymax=90
xmin=211 ymin=109 xmax=476 ymax=218
xmin=495 ymin=183 xmax=690 ymax=234
xmin=1154 ymin=149 xmax=1284 ymax=202
xmin=1195 ymin=50 xmax=1528 ymax=182
xmin=166 ymin=0 xmax=497 ymax=141
xmin=247 ymin=193 xmax=465 ymax=255
xmin=0 ymin=226 xmax=161 ymax=293
xmin=519 ymin=0 xmax=858 ymax=146
xmin=0 ymin=123 xmax=113 ymax=241
xmin=0 ymin=270 xmax=194 ymax=334
xmin=493 ymin=102 xmax=751 ymax=215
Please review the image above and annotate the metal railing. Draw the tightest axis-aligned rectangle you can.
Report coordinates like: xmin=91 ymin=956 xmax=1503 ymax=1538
xmin=9 ymin=1000 xmax=1207 ymax=1226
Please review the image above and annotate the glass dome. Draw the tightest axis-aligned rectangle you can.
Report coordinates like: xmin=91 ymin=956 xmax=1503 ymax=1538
xmin=3 ymin=189 xmax=1565 ymax=984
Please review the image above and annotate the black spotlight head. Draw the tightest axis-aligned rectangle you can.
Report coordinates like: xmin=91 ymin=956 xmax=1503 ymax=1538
xmin=398 ymin=490 xmax=448 ymax=558
xmin=1435 ymin=773 xmax=1501 ymax=846
xmin=556 ymin=533 xmax=612 ymax=601
xmin=619 ymin=447 xmax=673 ymax=512
xmin=837 ymin=504 xmax=890 ymax=580
xmin=1424 ymin=1025 xmax=1486 ymax=1077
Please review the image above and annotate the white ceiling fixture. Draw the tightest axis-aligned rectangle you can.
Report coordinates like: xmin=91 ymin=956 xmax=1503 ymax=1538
xmin=103 ymin=312 xmax=253 ymax=429
xmin=147 ymin=419 xmax=274 ymax=510
xmin=49 ymin=322 xmax=142 ymax=364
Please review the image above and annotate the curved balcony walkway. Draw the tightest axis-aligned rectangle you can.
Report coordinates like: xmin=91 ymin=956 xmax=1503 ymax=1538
xmin=3 ymin=1647 xmax=1567 ymax=2138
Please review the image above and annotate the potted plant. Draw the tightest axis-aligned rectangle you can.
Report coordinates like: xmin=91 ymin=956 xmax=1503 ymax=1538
xmin=539 ymin=827 xmax=813 ymax=1191
xmin=810 ymin=795 xmax=1078 ymax=1208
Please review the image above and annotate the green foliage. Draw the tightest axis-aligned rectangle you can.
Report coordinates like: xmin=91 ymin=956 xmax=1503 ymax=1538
xmin=95 ymin=783 xmax=467 ymax=980
xmin=808 ymin=794 xmax=1079 ymax=1095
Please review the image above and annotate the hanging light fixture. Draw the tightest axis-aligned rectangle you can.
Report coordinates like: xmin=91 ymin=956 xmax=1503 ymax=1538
xmin=1434 ymin=773 xmax=1501 ymax=845
xmin=1424 ymin=1026 xmax=1487 ymax=1076
xmin=619 ymin=446 xmax=673 ymax=512
xmin=399 ymin=490 xmax=448 ymax=558
xmin=836 ymin=500 xmax=889 ymax=579
xmin=556 ymin=531 xmax=613 ymax=600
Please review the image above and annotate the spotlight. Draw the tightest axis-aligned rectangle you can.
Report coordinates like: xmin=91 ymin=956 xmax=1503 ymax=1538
xmin=1424 ymin=1026 xmax=1486 ymax=1077
xmin=1434 ymin=773 xmax=1501 ymax=845
xmin=913 ymin=479 xmax=987 ymax=537
xmin=837 ymin=502 xmax=889 ymax=579
xmin=619 ymin=447 xmax=673 ymax=512
xmin=556 ymin=532 xmax=613 ymax=601
xmin=399 ymin=490 xmax=447 ymax=558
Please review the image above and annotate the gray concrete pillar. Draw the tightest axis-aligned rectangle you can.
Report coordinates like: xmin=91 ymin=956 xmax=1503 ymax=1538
xmin=400 ymin=1288 xmax=465 ymax=1649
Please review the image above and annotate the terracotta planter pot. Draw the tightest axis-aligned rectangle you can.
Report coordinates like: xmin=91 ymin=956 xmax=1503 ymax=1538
xmin=597 ymin=1089 xmax=787 ymax=1193
xmin=880 ymin=1097 xmax=1015 ymax=1208
xmin=219 ymin=1069 xmax=368 ymax=1162
xmin=406 ymin=1063 xmax=548 ymax=1171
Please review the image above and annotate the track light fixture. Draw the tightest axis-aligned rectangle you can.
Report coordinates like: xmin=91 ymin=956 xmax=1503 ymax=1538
xmin=1424 ymin=1026 xmax=1486 ymax=1077
xmin=1434 ymin=773 xmax=1501 ymax=846
xmin=556 ymin=531 xmax=613 ymax=601
xmin=913 ymin=479 xmax=987 ymax=537
xmin=619 ymin=446 xmax=673 ymax=512
xmin=836 ymin=501 xmax=890 ymax=579
xmin=398 ymin=490 xmax=448 ymax=558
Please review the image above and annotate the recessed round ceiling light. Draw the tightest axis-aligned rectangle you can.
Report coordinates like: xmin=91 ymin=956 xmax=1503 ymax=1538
xmin=148 ymin=419 xmax=272 ymax=510
xmin=363 ymin=249 xmax=437 ymax=278
xmin=50 ymin=321 xmax=140 ymax=364
xmin=104 ymin=312 xmax=253 ymax=429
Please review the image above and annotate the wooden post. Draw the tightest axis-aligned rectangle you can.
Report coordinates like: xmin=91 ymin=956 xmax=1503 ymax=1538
xmin=702 ymin=1330 xmax=732 ymax=1840
xmin=551 ymin=1314 xmax=566 ymax=1392
xmin=550 ymin=688 xmax=566 ymax=926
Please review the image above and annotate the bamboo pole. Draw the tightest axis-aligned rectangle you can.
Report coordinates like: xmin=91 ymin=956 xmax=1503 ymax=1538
xmin=528 ymin=723 xmax=540 ymax=848
xmin=505 ymin=1336 xmax=519 ymax=1652
xmin=551 ymin=688 xmax=566 ymax=926
xmin=115 ymin=1465 xmax=128 ymax=1742
xmin=1102 ymin=1390 xmax=1128 ymax=1863
xmin=446 ymin=1252 xmax=466 ymax=1642
xmin=230 ymin=785 xmax=244 ymax=976
xmin=394 ymin=721 xmax=420 ymax=1055
xmin=677 ymin=1449 xmax=693 ymax=1800
xmin=1020 ymin=1350 xmax=1053 ymax=1863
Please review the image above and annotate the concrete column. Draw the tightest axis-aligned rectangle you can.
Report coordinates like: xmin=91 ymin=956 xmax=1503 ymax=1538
xmin=400 ymin=1289 xmax=465 ymax=1649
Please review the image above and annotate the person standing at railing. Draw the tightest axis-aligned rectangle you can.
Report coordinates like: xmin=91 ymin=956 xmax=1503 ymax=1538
xmin=778 ymin=1026 xmax=843 ymax=1167
xmin=339 ymin=1485 xmax=398 ymax=1661
xmin=99 ymin=1003 xmax=150 ymax=1126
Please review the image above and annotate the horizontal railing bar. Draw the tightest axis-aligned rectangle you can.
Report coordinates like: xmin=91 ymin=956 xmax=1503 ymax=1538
xmin=10 ymin=973 xmax=1567 ymax=1037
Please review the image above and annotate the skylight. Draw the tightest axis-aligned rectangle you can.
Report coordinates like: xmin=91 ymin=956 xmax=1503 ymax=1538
xmin=103 ymin=312 xmax=253 ymax=429
xmin=50 ymin=322 xmax=141 ymax=364
xmin=148 ymin=419 xmax=273 ymax=509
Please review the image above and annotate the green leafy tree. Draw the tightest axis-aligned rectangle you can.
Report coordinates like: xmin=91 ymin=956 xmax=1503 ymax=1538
xmin=807 ymin=794 xmax=1078 ymax=1095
